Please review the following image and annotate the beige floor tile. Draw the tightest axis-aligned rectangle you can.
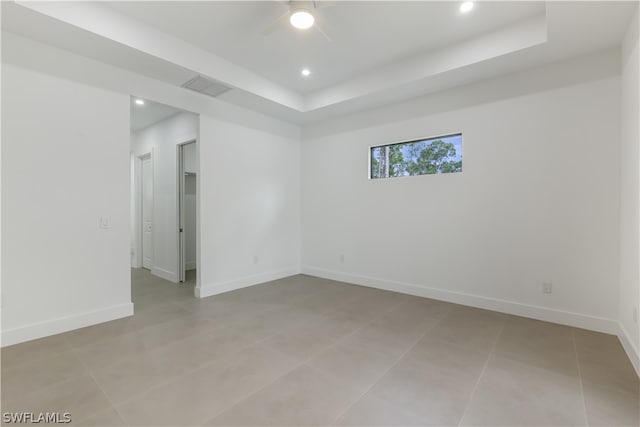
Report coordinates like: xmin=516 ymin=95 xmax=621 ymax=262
xmin=579 ymin=356 xmax=639 ymax=394
xmin=116 ymin=343 xmax=298 ymax=425
xmin=460 ymin=355 xmax=587 ymax=426
xmin=348 ymin=319 xmax=426 ymax=354
xmin=3 ymin=374 xmax=112 ymax=425
xmin=136 ymin=312 xmax=218 ymax=349
xmin=91 ymin=351 xmax=170 ymax=405
xmin=224 ymin=315 xmax=294 ymax=345
xmin=204 ymin=300 xmax=282 ymax=328
xmin=1 ymin=334 xmax=70 ymax=370
xmin=262 ymin=320 xmax=349 ymax=362
xmin=306 ymin=332 xmax=408 ymax=393
xmin=155 ymin=324 xmax=261 ymax=364
xmin=574 ymin=329 xmax=639 ymax=394
xmin=63 ymin=316 xmax=138 ymax=348
xmin=1 ymin=351 xmax=89 ymax=403
xmin=205 ymin=364 xmax=361 ymax=426
xmin=424 ymin=308 xmax=505 ymax=354
xmin=385 ymin=297 xmax=453 ymax=321
xmin=493 ymin=317 xmax=579 ymax=376
xmin=406 ymin=334 xmax=490 ymax=374
xmin=255 ymin=305 xmax=322 ymax=331
xmin=95 ymin=325 xmax=279 ymax=405
xmin=2 ymin=270 xmax=635 ymax=427
xmin=131 ymin=289 xmax=178 ymax=310
xmin=317 ymin=308 xmax=377 ymax=335
xmin=327 ymin=294 xmax=397 ymax=322
xmin=75 ymin=407 xmax=125 ymax=426
xmin=574 ymin=328 xmax=624 ymax=358
xmin=367 ymin=305 xmax=441 ymax=336
xmin=128 ymin=301 xmax=193 ymax=330
xmin=582 ymin=382 xmax=640 ymax=426
xmin=368 ymin=337 xmax=487 ymax=426
xmin=173 ymin=293 xmax=225 ymax=313
xmin=289 ymin=291 xmax=350 ymax=314
xmin=71 ymin=331 xmax=156 ymax=372
xmin=335 ymin=393 xmax=428 ymax=426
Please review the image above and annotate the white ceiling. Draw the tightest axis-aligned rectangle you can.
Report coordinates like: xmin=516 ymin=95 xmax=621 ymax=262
xmin=130 ymin=98 xmax=183 ymax=132
xmin=105 ymin=1 xmax=546 ymax=94
xmin=2 ymin=1 xmax=637 ymax=124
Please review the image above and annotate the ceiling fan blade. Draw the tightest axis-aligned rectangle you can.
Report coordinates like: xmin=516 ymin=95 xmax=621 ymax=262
xmin=262 ymin=10 xmax=291 ymax=36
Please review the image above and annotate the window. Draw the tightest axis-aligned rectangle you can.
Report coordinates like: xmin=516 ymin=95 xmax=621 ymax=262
xmin=370 ymin=133 xmax=462 ymax=179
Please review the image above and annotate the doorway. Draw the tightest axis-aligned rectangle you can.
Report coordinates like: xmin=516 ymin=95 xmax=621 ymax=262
xmin=140 ymin=153 xmax=153 ymax=270
xmin=130 ymin=97 xmax=199 ymax=299
xmin=177 ymin=141 xmax=197 ymax=283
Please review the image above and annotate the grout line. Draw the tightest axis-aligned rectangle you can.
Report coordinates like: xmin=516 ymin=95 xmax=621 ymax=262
xmin=456 ymin=317 xmax=507 ymax=427
xmin=67 ymin=339 xmax=127 ymax=425
xmin=106 ymin=319 xmax=279 ymax=410
xmin=572 ymin=328 xmax=591 ymax=426
xmin=328 ymin=303 xmax=454 ymax=426
xmin=199 ymin=292 xmax=411 ymax=424
xmin=104 ymin=284 xmax=403 ymax=420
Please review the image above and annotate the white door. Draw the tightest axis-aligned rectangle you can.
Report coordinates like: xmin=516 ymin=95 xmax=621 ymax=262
xmin=141 ymin=154 xmax=153 ymax=270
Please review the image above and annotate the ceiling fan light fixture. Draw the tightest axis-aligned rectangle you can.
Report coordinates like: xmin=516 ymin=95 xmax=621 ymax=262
xmin=460 ymin=2 xmax=474 ymax=13
xmin=290 ymin=9 xmax=314 ymax=30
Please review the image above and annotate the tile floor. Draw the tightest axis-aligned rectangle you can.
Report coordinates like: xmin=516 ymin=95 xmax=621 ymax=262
xmin=1 ymin=269 xmax=638 ymax=426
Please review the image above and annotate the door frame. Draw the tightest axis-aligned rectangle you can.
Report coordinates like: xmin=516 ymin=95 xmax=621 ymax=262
xmin=134 ymin=150 xmax=154 ymax=269
xmin=176 ymin=138 xmax=197 ymax=283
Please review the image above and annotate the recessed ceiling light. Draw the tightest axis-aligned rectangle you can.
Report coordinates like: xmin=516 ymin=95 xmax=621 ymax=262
xmin=460 ymin=2 xmax=474 ymax=13
xmin=301 ymin=68 xmax=311 ymax=77
xmin=290 ymin=9 xmax=314 ymax=30
xmin=135 ymin=99 xmax=145 ymax=105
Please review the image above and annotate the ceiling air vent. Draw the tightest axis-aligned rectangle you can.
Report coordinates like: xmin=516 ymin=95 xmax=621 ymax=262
xmin=181 ymin=75 xmax=231 ymax=98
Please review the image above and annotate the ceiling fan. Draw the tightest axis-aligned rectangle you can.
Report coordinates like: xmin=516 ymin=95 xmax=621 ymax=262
xmin=262 ymin=0 xmax=333 ymax=41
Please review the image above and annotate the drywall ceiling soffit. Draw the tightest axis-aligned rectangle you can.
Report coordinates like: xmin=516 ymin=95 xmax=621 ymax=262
xmin=130 ymin=98 xmax=184 ymax=132
xmin=4 ymin=1 xmax=637 ymax=125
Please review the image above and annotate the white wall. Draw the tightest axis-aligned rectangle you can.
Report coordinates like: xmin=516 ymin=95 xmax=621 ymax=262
xmin=619 ymin=6 xmax=640 ymax=373
xmin=130 ymin=112 xmax=198 ymax=282
xmin=2 ymin=32 xmax=301 ymax=345
xmin=1 ymin=64 xmax=133 ymax=346
xmin=1 ymin=25 xmax=634 ymax=363
xmin=302 ymin=56 xmax=622 ymax=333
xmin=197 ymin=116 xmax=301 ymax=297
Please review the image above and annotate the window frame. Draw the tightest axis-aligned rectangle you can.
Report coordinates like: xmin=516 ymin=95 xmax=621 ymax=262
xmin=368 ymin=132 xmax=463 ymax=180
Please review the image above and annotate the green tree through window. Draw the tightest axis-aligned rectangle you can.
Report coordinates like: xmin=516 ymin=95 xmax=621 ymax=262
xmin=371 ymin=134 xmax=462 ymax=179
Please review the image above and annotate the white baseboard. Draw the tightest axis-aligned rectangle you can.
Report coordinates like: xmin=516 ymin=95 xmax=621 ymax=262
xmin=186 ymin=261 xmax=197 ymax=270
xmin=617 ymin=322 xmax=640 ymax=377
xmin=151 ymin=266 xmax=178 ymax=283
xmin=302 ymin=266 xmax=619 ymax=335
xmin=196 ymin=267 xmax=300 ymax=299
xmin=1 ymin=302 xmax=134 ymax=347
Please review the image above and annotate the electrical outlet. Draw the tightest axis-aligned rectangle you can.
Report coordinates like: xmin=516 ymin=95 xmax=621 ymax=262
xmin=340 ymin=254 xmax=345 ymax=263
xmin=253 ymin=255 xmax=258 ymax=265
xmin=543 ymin=282 xmax=553 ymax=294
xmin=633 ymin=306 xmax=638 ymax=324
